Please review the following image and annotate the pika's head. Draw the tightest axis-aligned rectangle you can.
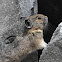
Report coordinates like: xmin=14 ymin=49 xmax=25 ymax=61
xmin=25 ymin=14 xmax=48 ymax=30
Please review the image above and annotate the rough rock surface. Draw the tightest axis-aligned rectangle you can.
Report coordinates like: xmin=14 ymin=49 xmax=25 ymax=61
xmin=0 ymin=0 xmax=38 ymax=62
xmin=18 ymin=0 xmax=38 ymax=17
xmin=39 ymin=22 xmax=62 ymax=62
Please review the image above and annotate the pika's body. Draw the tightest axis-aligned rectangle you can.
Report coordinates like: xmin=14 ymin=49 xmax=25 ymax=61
xmin=0 ymin=14 xmax=48 ymax=62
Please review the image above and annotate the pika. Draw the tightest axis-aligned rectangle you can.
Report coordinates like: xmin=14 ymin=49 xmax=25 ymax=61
xmin=0 ymin=14 xmax=48 ymax=62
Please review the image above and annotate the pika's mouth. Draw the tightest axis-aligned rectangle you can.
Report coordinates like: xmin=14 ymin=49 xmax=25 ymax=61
xmin=32 ymin=29 xmax=42 ymax=33
xmin=28 ymin=27 xmax=42 ymax=33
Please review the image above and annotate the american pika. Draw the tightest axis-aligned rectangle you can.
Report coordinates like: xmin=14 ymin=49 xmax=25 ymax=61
xmin=24 ymin=14 xmax=48 ymax=49
xmin=0 ymin=14 xmax=48 ymax=62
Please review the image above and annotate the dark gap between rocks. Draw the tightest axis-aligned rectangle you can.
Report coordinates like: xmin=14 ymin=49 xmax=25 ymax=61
xmin=37 ymin=0 xmax=62 ymax=61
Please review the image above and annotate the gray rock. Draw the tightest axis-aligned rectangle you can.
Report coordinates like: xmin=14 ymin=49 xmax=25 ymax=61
xmin=18 ymin=0 xmax=38 ymax=17
xmin=0 ymin=0 xmax=38 ymax=62
xmin=39 ymin=22 xmax=62 ymax=62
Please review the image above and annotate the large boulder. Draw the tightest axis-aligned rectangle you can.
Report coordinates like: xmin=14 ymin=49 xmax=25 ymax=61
xmin=39 ymin=22 xmax=62 ymax=62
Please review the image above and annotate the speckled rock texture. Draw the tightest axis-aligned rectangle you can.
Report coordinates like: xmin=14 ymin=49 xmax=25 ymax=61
xmin=0 ymin=0 xmax=38 ymax=62
xmin=18 ymin=0 xmax=38 ymax=17
xmin=39 ymin=22 xmax=62 ymax=62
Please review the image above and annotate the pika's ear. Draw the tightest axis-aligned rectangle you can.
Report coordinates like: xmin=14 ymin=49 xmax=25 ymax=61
xmin=25 ymin=19 xmax=32 ymax=29
xmin=43 ymin=16 xmax=48 ymax=28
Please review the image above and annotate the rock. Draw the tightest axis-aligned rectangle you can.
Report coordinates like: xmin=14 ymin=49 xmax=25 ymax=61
xmin=18 ymin=0 xmax=38 ymax=17
xmin=0 ymin=0 xmax=38 ymax=62
xmin=39 ymin=22 xmax=62 ymax=62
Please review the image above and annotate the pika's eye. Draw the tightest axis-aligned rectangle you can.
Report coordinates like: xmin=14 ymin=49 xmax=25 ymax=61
xmin=5 ymin=36 xmax=16 ymax=44
xmin=38 ymin=17 xmax=41 ymax=20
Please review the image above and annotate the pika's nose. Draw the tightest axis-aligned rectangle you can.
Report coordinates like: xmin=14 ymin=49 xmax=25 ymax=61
xmin=25 ymin=19 xmax=32 ymax=29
